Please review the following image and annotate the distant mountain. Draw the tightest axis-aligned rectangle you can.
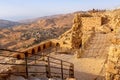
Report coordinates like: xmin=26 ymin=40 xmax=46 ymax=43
xmin=18 ymin=13 xmax=75 ymax=29
xmin=19 ymin=14 xmax=74 ymax=24
xmin=0 ymin=19 xmax=20 ymax=28
xmin=18 ymin=11 xmax=86 ymax=25
xmin=19 ymin=15 xmax=58 ymax=24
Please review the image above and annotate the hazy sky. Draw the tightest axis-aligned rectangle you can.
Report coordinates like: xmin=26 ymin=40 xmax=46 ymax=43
xmin=0 ymin=0 xmax=120 ymax=21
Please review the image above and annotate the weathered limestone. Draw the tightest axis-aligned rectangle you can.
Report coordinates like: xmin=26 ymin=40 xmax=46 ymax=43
xmin=58 ymin=14 xmax=83 ymax=49
xmin=58 ymin=13 xmax=104 ymax=50
xmin=0 ymin=58 xmax=26 ymax=78
xmin=105 ymin=45 xmax=120 ymax=80
xmin=58 ymin=13 xmax=101 ymax=58
xmin=105 ymin=19 xmax=120 ymax=80
xmin=105 ymin=34 xmax=120 ymax=80
xmin=71 ymin=14 xmax=83 ymax=49
xmin=81 ymin=17 xmax=102 ymax=32
xmin=58 ymin=29 xmax=73 ymax=49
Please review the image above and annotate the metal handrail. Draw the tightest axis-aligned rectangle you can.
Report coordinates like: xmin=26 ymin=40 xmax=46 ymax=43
xmin=0 ymin=49 xmax=74 ymax=80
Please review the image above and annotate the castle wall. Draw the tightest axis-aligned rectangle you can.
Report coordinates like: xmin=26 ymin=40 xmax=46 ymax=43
xmin=81 ymin=17 xmax=102 ymax=31
xmin=12 ymin=39 xmax=59 ymax=59
xmin=105 ymin=41 xmax=120 ymax=80
xmin=58 ymin=15 xmax=102 ymax=50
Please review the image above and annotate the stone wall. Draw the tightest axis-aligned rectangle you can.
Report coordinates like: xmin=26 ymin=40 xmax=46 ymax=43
xmin=82 ymin=30 xmax=95 ymax=50
xmin=59 ymin=14 xmax=100 ymax=49
xmin=12 ymin=39 xmax=59 ymax=59
xmin=71 ymin=14 xmax=83 ymax=49
xmin=81 ymin=17 xmax=102 ymax=32
xmin=58 ymin=29 xmax=73 ymax=48
xmin=105 ymin=12 xmax=120 ymax=80
xmin=105 ymin=38 xmax=120 ymax=80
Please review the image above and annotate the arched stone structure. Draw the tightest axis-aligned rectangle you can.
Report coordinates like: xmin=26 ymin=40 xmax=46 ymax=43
xmin=16 ymin=54 xmax=21 ymax=59
xmin=38 ymin=46 xmax=41 ymax=52
xmin=32 ymin=49 xmax=35 ymax=54
xmin=24 ymin=52 xmax=29 ymax=57
xmin=43 ymin=44 xmax=46 ymax=50
xmin=12 ymin=53 xmax=25 ymax=59
xmin=33 ymin=46 xmax=38 ymax=53
xmin=56 ymin=43 xmax=60 ymax=47
xmin=12 ymin=39 xmax=60 ymax=59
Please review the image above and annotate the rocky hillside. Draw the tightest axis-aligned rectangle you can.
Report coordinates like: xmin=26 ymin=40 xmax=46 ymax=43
xmin=0 ymin=9 xmax=107 ymax=50
xmin=19 ymin=13 xmax=74 ymax=28
xmin=0 ymin=13 xmax=76 ymax=50
xmin=0 ymin=19 xmax=20 ymax=28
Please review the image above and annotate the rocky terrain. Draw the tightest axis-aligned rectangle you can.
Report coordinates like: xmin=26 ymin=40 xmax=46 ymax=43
xmin=0 ymin=26 xmax=70 ymax=50
xmin=0 ymin=9 xmax=106 ymax=51
xmin=1 ymin=8 xmax=120 ymax=80
xmin=0 ymin=19 xmax=20 ymax=28
xmin=0 ymin=13 xmax=75 ymax=50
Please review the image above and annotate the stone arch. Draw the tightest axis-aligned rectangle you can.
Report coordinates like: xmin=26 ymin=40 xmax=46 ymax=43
xmin=32 ymin=49 xmax=35 ymax=54
xmin=38 ymin=46 xmax=41 ymax=52
xmin=27 ymin=49 xmax=32 ymax=55
xmin=49 ymin=42 xmax=52 ymax=47
xmin=24 ymin=52 xmax=28 ymax=57
xmin=16 ymin=54 xmax=21 ymax=59
xmin=43 ymin=44 xmax=46 ymax=49
xmin=56 ymin=43 xmax=60 ymax=47
xmin=79 ymin=43 xmax=82 ymax=48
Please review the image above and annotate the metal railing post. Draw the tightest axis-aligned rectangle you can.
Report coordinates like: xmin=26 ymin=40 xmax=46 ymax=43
xmin=46 ymin=56 xmax=51 ymax=78
xmin=69 ymin=64 xmax=74 ymax=78
xmin=61 ymin=60 xmax=64 ymax=80
xmin=35 ymin=54 xmax=36 ymax=64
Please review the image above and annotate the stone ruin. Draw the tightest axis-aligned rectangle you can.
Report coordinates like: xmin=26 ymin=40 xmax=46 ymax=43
xmin=71 ymin=14 xmax=83 ymax=49
xmin=58 ymin=9 xmax=120 ymax=80
xmin=105 ymin=11 xmax=120 ymax=80
xmin=58 ymin=13 xmax=103 ymax=58
xmin=1 ymin=9 xmax=120 ymax=80
xmin=59 ymin=13 xmax=102 ymax=49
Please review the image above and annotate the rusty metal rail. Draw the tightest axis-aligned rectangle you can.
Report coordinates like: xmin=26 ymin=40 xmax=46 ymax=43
xmin=0 ymin=49 xmax=74 ymax=80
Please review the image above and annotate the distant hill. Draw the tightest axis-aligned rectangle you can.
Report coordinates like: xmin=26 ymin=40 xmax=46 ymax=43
xmin=18 ymin=13 xmax=75 ymax=29
xmin=0 ymin=19 xmax=20 ymax=28
xmin=18 ymin=14 xmax=68 ymax=24
xmin=0 ymin=10 xmax=108 ymax=50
